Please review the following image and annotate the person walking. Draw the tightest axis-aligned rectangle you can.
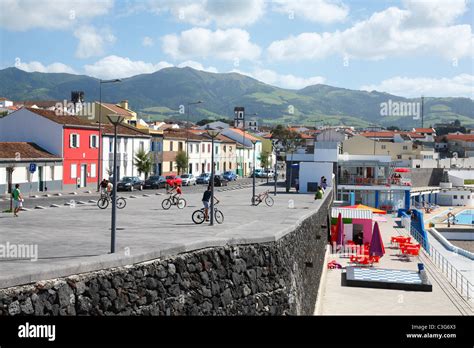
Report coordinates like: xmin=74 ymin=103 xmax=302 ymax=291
xmin=12 ymin=184 xmax=23 ymax=217
xmin=295 ymin=178 xmax=299 ymax=193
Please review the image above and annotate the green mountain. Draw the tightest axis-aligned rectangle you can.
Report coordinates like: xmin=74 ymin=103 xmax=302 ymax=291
xmin=1 ymin=67 xmax=472 ymax=128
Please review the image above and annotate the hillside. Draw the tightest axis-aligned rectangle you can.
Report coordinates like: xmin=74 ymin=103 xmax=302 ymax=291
xmin=0 ymin=67 xmax=472 ymax=128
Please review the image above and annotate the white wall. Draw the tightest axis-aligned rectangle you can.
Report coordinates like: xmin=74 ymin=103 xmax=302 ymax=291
xmin=0 ymin=108 xmax=63 ymax=156
xmin=299 ymin=162 xmax=333 ymax=193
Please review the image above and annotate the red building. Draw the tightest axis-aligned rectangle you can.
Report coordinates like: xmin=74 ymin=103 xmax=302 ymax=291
xmin=0 ymin=107 xmax=100 ymax=190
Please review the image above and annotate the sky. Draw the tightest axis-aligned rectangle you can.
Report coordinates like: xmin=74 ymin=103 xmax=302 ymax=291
xmin=0 ymin=0 xmax=473 ymax=98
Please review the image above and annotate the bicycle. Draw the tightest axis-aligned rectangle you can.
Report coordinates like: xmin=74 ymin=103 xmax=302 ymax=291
xmin=192 ymin=202 xmax=224 ymax=224
xmin=162 ymin=194 xmax=187 ymax=210
xmin=97 ymin=192 xmax=127 ymax=209
xmin=252 ymin=190 xmax=274 ymax=207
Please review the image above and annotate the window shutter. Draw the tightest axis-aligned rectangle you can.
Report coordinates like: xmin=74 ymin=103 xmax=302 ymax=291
xmin=76 ymin=134 xmax=80 ymax=148
xmin=89 ymin=135 xmax=92 ymax=148
xmin=69 ymin=134 xmax=73 ymax=148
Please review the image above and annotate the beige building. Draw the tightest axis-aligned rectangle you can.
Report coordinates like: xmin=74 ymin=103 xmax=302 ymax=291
xmin=342 ymin=135 xmax=435 ymax=161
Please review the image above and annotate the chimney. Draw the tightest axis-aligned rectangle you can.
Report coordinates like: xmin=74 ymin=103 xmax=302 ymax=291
xmin=120 ymin=100 xmax=129 ymax=110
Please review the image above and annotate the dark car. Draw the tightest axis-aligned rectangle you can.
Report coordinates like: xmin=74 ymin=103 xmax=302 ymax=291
xmin=214 ymin=175 xmax=228 ymax=187
xmin=117 ymin=176 xmax=144 ymax=191
xmin=144 ymin=175 xmax=166 ymax=189
xmin=223 ymin=171 xmax=238 ymax=181
xmin=196 ymin=173 xmax=211 ymax=184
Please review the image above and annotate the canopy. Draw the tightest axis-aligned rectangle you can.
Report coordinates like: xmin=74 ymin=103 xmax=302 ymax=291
xmin=341 ymin=204 xmax=387 ymax=215
xmin=394 ymin=168 xmax=410 ymax=173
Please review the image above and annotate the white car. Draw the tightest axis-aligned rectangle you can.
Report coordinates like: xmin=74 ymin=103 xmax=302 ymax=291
xmin=180 ymin=174 xmax=196 ymax=186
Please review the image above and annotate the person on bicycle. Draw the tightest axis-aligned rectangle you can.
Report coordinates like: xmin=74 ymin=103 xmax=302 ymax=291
xmin=169 ymin=181 xmax=182 ymax=203
xmin=202 ymin=185 xmax=219 ymax=221
xmin=100 ymin=179 xmax=108 ymax=194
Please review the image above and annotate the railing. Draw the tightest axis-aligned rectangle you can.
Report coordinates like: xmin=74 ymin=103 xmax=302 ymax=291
xmin=401 ymin=215 xmax=472 ymax=301
xmin=338 ymin=175 xmax=412 ymax=186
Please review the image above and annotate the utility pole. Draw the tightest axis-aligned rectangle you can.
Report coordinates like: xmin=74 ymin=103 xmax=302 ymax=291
xmin=421 ymin=96 xmax=424 ymax=128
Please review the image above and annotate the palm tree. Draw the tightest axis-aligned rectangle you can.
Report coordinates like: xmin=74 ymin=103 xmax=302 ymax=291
xmin=134 ymin=149 xmax=153 ymax=179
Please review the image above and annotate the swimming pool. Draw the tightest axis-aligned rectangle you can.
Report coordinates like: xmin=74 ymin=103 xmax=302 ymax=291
xmin=449 ymin=209 xmax=474 ymax=225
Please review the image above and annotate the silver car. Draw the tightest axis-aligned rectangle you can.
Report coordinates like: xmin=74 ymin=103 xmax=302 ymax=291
xmin=180 ymin=174 xmax=196 ymax=186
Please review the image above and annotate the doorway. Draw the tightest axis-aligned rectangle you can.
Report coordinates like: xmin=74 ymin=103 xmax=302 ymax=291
xmin=80 ymin=164 xmax=87 ymax=188
xmin=353 ymin=224 xmax=364 ymax=245
xmin=38 ymin=166 xmax=45 ymax=191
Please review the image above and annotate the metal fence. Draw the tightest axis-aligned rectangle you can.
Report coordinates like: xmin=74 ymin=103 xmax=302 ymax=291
xmin=402 ymin=219 xmax=473 ymax=301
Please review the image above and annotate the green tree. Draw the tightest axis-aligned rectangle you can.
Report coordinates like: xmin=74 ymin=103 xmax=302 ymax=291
xmin=258 ymin=150 xmax=271 ymax=169
xmin=134 ymin=149 xmax=153 ymax=179
xmin=175 ymin=150 xmax=189 ymax=175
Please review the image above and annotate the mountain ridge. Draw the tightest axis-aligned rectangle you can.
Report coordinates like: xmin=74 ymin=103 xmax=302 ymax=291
xmin=0 ymin=67 xmax=472 ymax=128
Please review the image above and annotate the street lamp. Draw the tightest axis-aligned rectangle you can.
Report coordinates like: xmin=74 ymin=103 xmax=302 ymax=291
xmin=205 ymin=125 xmax=221 ymax=226
xmin=251 ymin=139 xmax=257 ymax=205
xmin=272 ymin=138 xmax=278 ymax=196
xmin=241 ymin=111 xmax=257 ymax=177
xmin=186 ymin=101 xmax=203 ymax=173
xmin=97 ymin=78 xmax=121 ymax=191
xmin=107 ymin=113 xmax=125 ymax=253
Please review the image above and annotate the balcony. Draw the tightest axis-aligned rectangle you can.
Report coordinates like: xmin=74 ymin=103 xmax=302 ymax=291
xmin=338 ymin=174 xmax=411 ymax=187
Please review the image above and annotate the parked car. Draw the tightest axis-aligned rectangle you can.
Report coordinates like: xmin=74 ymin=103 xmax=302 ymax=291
xmin=251 ymin=169 xmax=265 ymax=178
xmin=180 ymin=174 xmax=196 ymax=186
xmin=165 ymin=175 xmax=182 ymax=187
xmin=262 ymin=169 xmax=275 ymax=178
xmin=223 ymin=171 xmax=238 ymax=181
xmin=117 ymin=176 xmax=144 ymax=191
xmin=214 ymin=175 xmax=229 ymax=187
xmin=196 ymin=173 xmax=211 ymax=184
xmin=144 ymin=175 xmax=166 ymax=189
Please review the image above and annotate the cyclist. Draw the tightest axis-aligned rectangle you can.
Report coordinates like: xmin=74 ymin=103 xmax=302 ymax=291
xmin=202 ymin=185 xmax=219 ymax=221
xmin=169 ymin=181 xmax=182 ymax=203
xmin=100 ymin=179 xmax=108 ymax=194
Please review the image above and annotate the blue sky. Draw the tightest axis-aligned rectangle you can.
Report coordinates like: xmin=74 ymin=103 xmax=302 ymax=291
xmin=0 ymin=0 xmax=472 ymax=97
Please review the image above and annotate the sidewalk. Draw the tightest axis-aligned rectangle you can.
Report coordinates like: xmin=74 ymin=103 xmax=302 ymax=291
xmin=317 ymin=215 xmax=466 ymax=315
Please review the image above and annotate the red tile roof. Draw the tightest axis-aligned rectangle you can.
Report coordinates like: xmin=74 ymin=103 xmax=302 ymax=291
xmin=100 ymin=123 xmax=150 ymax=138
xmin=25 ymin=107 xmax=99 ymax=128
xmin=413 ymin=128 xmax=435 ymax=133
xmin=0 ymin=142 xmax=60 ymax=160
xmin=360 ymin=131 xmax=394 ymax=138
xmin=444 ymin=134 xmax=474 ymax=142
xmin=229 ymin=127 xmax=260 ymax=142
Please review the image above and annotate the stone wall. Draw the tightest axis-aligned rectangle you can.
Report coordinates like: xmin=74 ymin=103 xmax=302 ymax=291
xmin=0 ymin=195 xmax=332 ymax=316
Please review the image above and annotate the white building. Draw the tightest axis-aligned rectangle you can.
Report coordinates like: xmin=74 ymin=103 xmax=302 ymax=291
xmin=100 ymin=123 xmax=151 ymax=180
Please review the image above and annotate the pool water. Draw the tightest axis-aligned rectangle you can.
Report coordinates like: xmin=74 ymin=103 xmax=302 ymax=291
xmin=452 ymin=209 xmax=474 ymax=225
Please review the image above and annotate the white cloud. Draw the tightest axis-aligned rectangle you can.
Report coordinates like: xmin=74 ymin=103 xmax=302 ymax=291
xmin=267 ymin=5 xmax=473 ymax=61
xmin=16 ymin=60 xmax=77 ymax=74
xmin=142 ymin=36 xmax=154 ymax=47
xmin=177 ymin=60 xmax=218 ymax=73
xmin=0 ymin=0 xmax=113 ymax=31
xmin=361 ymin=74 xmax=474 ymax=98
xmin=74 ymin=26 xmax=116 ymax=59
xmin=83 ymin=55 xmax=219 ymax=79
xmin=162 ymin=28 xmax=261 ymax=61
xmin=403 ymin=0 xmax=468 ymax=26
xmin=272 ymin=0 xmax=348 ymax=23
xmin=146 ymin=0 xmax=265 ymax=27
xmin=84 ymin=55 xmax=173 ymax=79
xmin=233 ymin=68 xmax=326 ymax=89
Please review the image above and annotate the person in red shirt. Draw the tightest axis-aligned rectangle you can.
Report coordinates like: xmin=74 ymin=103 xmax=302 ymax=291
xmin=169 ymin=181 xmax=182 ymax=204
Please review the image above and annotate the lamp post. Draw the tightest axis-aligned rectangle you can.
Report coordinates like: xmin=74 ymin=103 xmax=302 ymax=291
xmin=97 ymin=78 xmax=121 ymax=191
xmin=186 ymin=101 xmax=203 ymax=173
xmin=241 ymin=111 xmax=257 ymax=177
xmin=272 ymin=139 xmax=278 ymax=196
xmin=251 ymin=139 xmax=257 ymax=205
xmin=107 ymin=113 xmax=125 ymax=253
xmin=205 ymin=125 xmax=220 ymax=226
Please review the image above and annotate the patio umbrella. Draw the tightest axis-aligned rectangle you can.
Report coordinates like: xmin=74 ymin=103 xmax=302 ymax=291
xmin=342 ymin=204 xmax=387 ymax=215
xmin=369 ymin=222 xmax=385 ymax=257
xmin=336 ymin=213 xmax=345 ymax=246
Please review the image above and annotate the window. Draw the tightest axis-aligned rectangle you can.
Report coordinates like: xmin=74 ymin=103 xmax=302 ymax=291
xmin=202 ymin=144 xmax=205 ymax=152
xmin=139 ymin=141 xmax=144 ymax=152
xmin=229 ymin=162 xmax=232 ymax=169
xmin=215 ymin=145 xmax=218 ymax=154
xmin=195 ymin=163 xmax=199 ymax=172
xmin=90 ymin=163 xmax=97 ymax=178
xmin=381 ymin=145 xmax=386 ymax=150
xmin=229 ymin=146 xmax=232 ymax=152
xmin=196 ymin=144 xmax=199 ymax=153
xmin=109 ymin=139 xmax=113 ymax=152
xmin=453 ymin=195 xmax=457 ymax=199
xmin=170 ymin=141 xmax=173 ymax=151
xmin=460 ymin=195 xmax=464 ymax=199
xmin=397 ymin=155 xmax=402 ymax=159
xmin=224 ymin=145 xmax=227 ymax=153
xmin=178 ymin=142 xmax=183 ymax=151
xmin=208 ymin=144 xmax=211 ymax=153
xmin=189 ymin=143 xmax=193 ymax=153
xmin=90 ymin=134 xmax=98 ymax=148
xmin=124 ymin=138 xmax=128 ymax=152
xmin=71 ymin=164 xmax=77 ymax=179
xmin=70 ymin=133 xmax=80 ymax=148
xmin=169 ymin=161 xmax=173 ymax=172
xmin=217 ymin=162 xmax=219 ymax=171
xmin=207 ymin=163 xmax=210 ymax=172
xmin=403 ymin=146 xmax=408 ymax=150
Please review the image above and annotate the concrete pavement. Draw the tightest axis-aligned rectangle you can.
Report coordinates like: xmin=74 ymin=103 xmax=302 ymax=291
xmin=0 ymin=184 xmax=331 ymax=288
